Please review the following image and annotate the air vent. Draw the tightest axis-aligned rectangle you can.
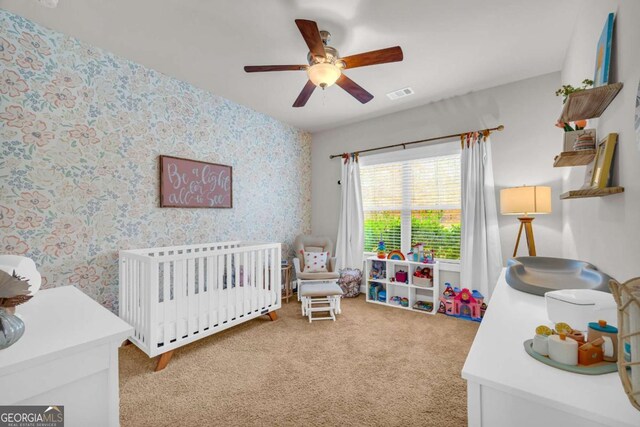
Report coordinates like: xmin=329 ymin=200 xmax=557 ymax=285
xmin=386 ymin=87 xmax=414 ymax=100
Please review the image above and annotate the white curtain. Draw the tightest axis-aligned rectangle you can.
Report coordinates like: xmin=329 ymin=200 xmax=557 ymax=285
xmin=460 ymin=133 xmax=503 ymax=301
xmin=335 ymin=154 xmax=364 ymax=270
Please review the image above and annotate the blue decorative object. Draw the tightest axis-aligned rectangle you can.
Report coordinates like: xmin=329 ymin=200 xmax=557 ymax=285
xmin=594 ymin=12 xmax=615 ymax=87
xmin=0 ymin=308 xmax=25 ymax=350
xmin=378 ymin=290 xmax=386 ymax=302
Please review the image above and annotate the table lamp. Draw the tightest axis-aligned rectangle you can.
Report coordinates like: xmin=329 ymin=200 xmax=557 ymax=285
xmin=500 ymin=186 xmax=551 ymax=257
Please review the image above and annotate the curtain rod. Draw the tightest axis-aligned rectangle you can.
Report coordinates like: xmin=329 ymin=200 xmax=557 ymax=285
xmin=328 ymin=125 xmax=505 ymax=159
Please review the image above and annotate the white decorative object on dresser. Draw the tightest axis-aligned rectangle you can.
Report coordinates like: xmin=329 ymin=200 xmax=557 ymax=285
xmin=462 ymin=269 xmax=640 ymax=427
xmin=0 ymin=286 xmax=132 ymax=427
xmin=364 ymin=256 xmax=440 ymax=315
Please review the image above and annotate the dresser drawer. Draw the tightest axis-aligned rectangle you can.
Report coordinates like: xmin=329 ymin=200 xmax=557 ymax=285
xmin=0 ymin=343 xmax=111 ymax=404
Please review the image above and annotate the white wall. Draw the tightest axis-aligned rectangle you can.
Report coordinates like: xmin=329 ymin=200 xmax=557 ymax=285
xmin=312 ymin=72 xmax=565 ymax=277
xmin=561 ymin=0 xmax=640 ymax=282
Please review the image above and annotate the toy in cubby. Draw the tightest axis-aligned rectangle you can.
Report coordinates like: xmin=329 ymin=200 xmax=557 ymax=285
xmin=378 ymin=290 xmax=387 ymax=303
xmin=413 ymin=300 xmax=433 ymax=312
xmin=389 ymin=296 xmax=408 ymax=307
xmin=437 ymin=283 xmax=485 ymax=322
xmin=395 ymin=270 xmax=408 ymax=284
xmin=412 ymin=267 xmax=432 ymax=287
xmin=369 ymin=282 xmax=382 ymax=301
xmin=370 ymin=261 xmax=386 ymax=280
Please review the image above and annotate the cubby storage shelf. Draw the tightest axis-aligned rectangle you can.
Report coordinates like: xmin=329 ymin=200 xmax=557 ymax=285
xmin=559 ymin=187 xmax=624 ymax=200
xmin=365 ymin=256 xmax=440 ymax=316
xmin=366 ymin=278 xmax=434 ymax=290
xmin=553 ymin=150 xmax=596 ymax=167
xmin=559 ymin=82 xmax=623 ymax=123
xmin=367 ymin=299 xmax=436 ymax=315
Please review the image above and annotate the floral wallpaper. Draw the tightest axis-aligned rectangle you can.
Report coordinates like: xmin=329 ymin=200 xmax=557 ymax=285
xmin=0 ymin=10 xmax=312 ymax=312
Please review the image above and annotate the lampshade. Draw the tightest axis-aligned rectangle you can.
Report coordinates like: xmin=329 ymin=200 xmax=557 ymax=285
xmin=500 ymin=186 xmax=552 ymax=215
xmin=307 ymin=63 xmax=341 ymax=88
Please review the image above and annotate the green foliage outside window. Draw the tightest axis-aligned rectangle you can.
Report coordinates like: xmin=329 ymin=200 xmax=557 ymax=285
xmin=364 ymin=210 xmax=460 ymax=260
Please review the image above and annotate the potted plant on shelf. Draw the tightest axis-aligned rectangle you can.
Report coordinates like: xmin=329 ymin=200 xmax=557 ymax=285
xmin=555 ymin=79 xmax=596 ymax=151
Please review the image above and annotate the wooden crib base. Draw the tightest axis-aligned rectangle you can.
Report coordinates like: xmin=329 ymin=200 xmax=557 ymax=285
xmin=153 ymin=310 xmax=278 ymax=371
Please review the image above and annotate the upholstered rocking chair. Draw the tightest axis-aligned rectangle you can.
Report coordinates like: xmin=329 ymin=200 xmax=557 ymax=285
xmin=292 ymin=235 xmax=343 ymax=322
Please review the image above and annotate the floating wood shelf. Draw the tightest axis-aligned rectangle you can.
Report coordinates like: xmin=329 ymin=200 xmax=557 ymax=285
xmin=560 ymin=187 xmax=624 ymax=200
xmin=553 ymin=150 xmax=596 ymax=167
xmin=559 ymin=83 xmax=623 ymax=123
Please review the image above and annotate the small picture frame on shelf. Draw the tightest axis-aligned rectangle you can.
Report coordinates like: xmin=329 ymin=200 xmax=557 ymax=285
xmin=590 ymin=133 xmax=618 ymax=189
xmin=581 ymin=159 xmax=596 ymax=189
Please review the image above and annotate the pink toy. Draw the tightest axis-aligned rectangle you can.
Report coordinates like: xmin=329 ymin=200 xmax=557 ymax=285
xmin=438 ymin=284 xmax=485 ymax=322
xmin=395 ymin=270 xmax=408 ymax=283
xmin=453 ymin=288 xmax=481 ymax=319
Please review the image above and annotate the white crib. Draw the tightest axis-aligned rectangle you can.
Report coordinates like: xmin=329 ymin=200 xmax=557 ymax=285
xmin=119 ymin=241 xmax=281 ymax=370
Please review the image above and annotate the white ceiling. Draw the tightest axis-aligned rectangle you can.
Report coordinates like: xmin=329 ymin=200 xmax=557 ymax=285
xmin=1 ymin=0 xmax=580 ymax=132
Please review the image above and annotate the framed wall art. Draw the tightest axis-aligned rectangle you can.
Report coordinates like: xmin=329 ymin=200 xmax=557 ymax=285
xmin=159 ymin=155 xmax=233 ymax=208
xmin=593 ymin=12 xmax=615 ymax=87
xmin=590 ymin=133 xmax=618 ymax=189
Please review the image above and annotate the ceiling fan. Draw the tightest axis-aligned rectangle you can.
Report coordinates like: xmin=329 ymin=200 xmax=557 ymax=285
xmin=244 ymin=19 xmax=403 ymax=107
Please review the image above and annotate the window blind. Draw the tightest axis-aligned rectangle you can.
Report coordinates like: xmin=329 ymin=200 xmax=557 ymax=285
xmin=360 ymin=153 xmax=461 ymax=259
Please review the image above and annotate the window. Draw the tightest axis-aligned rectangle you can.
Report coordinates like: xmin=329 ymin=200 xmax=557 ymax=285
xmin=360 ymin=147 xmax=461 ymax=260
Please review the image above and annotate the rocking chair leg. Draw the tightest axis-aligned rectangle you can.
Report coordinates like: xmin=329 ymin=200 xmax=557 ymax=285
xmin=267 ymin=311 xmax=278 ymax=321
xmin=155 ymin=350 xmax=174 ymax=372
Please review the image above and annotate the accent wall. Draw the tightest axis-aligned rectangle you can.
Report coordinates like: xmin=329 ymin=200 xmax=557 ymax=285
xmin=0 ymin=10 xmax=311 ymax=311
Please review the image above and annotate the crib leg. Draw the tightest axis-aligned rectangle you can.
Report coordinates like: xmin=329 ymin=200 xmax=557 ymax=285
xmin=155 ymin=350 xmax=175 ymax=372
xmin=267 ymin=311 xmax=278 ymax=321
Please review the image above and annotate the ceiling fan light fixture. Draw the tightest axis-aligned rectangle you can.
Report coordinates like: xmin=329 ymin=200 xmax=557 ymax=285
xmin=307 ymin=62 xmax=341 ymax=88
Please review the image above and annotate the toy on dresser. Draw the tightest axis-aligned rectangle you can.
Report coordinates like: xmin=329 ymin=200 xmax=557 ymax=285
xmin=527 ymin=319 xmax=618 ymax=373
xmin=437 ymin=284 xmax=486 ymax=322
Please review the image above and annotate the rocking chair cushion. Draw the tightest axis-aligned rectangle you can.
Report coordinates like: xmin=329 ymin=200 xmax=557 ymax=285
xmin=300 ymin=282 xmax=344 ymax=297
xmin=297 ymin=271 xmax=340 ymax=280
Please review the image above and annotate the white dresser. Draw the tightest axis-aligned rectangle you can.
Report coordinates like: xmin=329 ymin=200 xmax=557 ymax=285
xmin=0 ymin=286 xmax=133 ymax=427
xmin=462 ymin=269 xmax=640 ymax=426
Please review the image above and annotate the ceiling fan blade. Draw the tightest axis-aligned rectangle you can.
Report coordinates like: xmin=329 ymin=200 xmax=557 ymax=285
xmin=341 ymin=46 xmax=403 ymax=69
xmin=336 ymin=74 xmax=373 ymax=104
xmin=293 ymin=80 xmax=316 ymax=107
xmin=244 ymin=65 xmax=306 ymax=73
xmin=295 ymin=19 xmax=326 ymax=60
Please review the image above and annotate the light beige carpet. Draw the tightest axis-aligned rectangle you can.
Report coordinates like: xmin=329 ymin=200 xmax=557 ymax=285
xmin=119 ymin=295 xmax=479 ymax=426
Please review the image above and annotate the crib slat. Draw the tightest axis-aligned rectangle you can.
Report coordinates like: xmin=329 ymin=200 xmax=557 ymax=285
xmin=132 ymin=259 xmax=139 ymax=341
xmin=234 ymin=253 xmax=240 ymax=321
xmin=187 ymin=258 xmax=195 ymax=337
xmin=217 ymin=254 xmax=224 ymax=325
xmin=198 ymin=256 xmax=204 ymax=332
xmin=243 ymin=252 xmax=249 ymax=316
xmin=148 ymin=259 xmax=159 ymax=348
xmin=250 ymin=250 xmax=256 ymax=313
xmin=264 ymin=250 xmax=269 ymax=307
xmin=162 ymin=261 xmax=170 ymax=347
xmin=270 ymin=248 xmax=275 ymax=306
xmin=175 ymin=259 xmax=185 ymax=341
xmin=226 ymin=253 xmax=232 ymax=322
xmin=259 ymin=249 xmax=264 ymax=310
xmin=208 ymin=255 xmax=216 ymax=328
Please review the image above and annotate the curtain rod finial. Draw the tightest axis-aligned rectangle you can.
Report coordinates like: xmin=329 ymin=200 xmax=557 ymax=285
xmin=497 ymin=125 xmax=504 ymax=131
